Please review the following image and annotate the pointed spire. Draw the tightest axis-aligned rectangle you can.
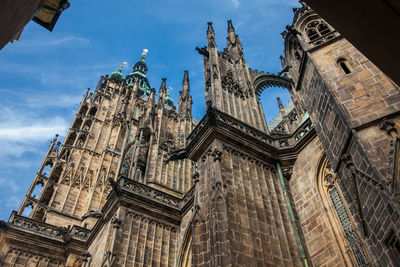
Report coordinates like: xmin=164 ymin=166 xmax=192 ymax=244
xmin=207 ymin=22 xmax=214 ymax=34
xmin=277 ymin=97 xmax=284 ymax=110
xmin=227 ymin=20 xmax=235 ymax=33
xmin=160 ymin=78 xmax=167 ymax=93
xmin=182 ymin=70 xmax=190 ymax=95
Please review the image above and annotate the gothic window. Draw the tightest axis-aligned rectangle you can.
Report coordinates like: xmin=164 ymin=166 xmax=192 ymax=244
xmin=385 ymin=229 xmax=400 ymax=262
xmin=88 ymin=106 xmax=97 ymax=117
xmin=318 ymin=156 xmax=371 ymax=266
xmin=79 ymin=105 xmax=88 ymax=115
xmin=305 ymin=20 xmax=332 ymax=43
xmin=83 ymin=120 xmax=92 ymax=131
xmin=42 ymin=162 xmax=53 ymax=176
xmin=22 ymin=204 xmax=33 ymax=217
xmin=66 ymin=132 xmax=77 ymax=146
xmin=72 ymin=117 xmax=83 ymax=129
xmin=337 ymin=58 xmax=353 ymax=74
xmin=31 ymin=182 xmax=43 ymax=198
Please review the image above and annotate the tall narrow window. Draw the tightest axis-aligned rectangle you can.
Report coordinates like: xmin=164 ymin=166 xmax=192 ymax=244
xmin=337 ymin=58 xmax=352 ymax=74
xmin=318 ymin=156 xmax=371 ymax=266
xmin=22 ymin=204 xmax=33 ymax=217
xmin=385 ymin=229 xmax=400 ymax=262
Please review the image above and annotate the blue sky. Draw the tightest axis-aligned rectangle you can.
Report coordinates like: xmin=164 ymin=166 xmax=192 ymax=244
xmin=0 ymin=0 xmax=298 ymax=220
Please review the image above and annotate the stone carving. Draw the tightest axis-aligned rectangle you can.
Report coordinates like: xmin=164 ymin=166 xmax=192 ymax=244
xmin=379 ymin=118 xmax=397 ymax=135
xmin=211 ymin=148 xmax=222 ymax=161
xmin=9 ymin=212 xmax=65 ymax=241
xmin=81 ymin=210 xmax=103 ymax=221
xmin=221 ymin=70 xmax=243 ymax=95
xmin=111 ymin=217 xmax=123 ymax=229
xmin=108 ymin=177 xmax=122 ymax=196
xmin=70 ymin=226 xmax=90 ymax=240
xmin=120 ymin=178 xmax=180 ymax=209
xmin=195 ymin=46 xmax=209 ymax=57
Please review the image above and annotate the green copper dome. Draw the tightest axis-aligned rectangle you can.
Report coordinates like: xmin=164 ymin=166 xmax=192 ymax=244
xmin=165 ymin=91 xmax=174 ymax=106
xmin=110 ymin=68 xmax=125 ymax=83
xmin=126 ymin=53 xmax=151 ymax=98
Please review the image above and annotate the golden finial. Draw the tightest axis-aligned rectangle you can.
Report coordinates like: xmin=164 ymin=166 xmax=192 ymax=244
xmin=120 ymin=64 xmax=124 ymax=69
xmin=142 ymin=48 xmax=149 ymax=57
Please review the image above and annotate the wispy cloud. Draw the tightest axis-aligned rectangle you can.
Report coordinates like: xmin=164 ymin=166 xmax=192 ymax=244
xmin=230 ymin=0 xmax=240 ymax=7
xmin=0 ymin=107 xmax=68 ymax=157
xmin=15 ymin=35 xmax=90 ymax=48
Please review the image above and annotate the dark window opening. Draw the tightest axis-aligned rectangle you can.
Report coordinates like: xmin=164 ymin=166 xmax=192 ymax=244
xmin=88 ymin=106 xmax=97 ymax=117
xmin=72 ymin=117 xmax=83 ymax=129
xmin=79 ymin=105 xmax=88 ymax=115
xmin=65 ymin=132 xmax=77 ymax=146
xmin=338 ymin=58 xmax=352 ymax=74
xmin=385 ymin=230 xmax=400 ymax=262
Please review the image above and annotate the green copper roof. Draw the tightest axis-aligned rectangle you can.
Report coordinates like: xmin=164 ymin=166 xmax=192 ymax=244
xmin=165 ymin=92 xmax=174 ymax=106
xmin=110 ymin=68 xmax=125 ymax=83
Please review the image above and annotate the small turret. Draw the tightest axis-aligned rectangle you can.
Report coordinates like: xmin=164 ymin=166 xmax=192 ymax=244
xmin=178 ymin=70 xmax=192 ymax=117
xmin=110 ymin=65 xmax=125 ymax=83
xmin=165 ymin=88 xmax=174 ymax=109
xmin=125 ymin=49 xmax=151 ymax=98
xmin=158 ymin=78 xmax=167 ymax=109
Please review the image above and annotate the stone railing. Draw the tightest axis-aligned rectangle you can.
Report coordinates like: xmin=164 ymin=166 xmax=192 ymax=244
xmin=187 ymin=108 xmax=314 ymax=150
xmin=119 ymin=177 xmax=181 ymax=209
xmin=70 ymin=225 xmax=90 ymax=241
xmin=180 ymin=185 xmax=195 ymax=209
xmin=8 ymin=211 xmax=64 ymax=241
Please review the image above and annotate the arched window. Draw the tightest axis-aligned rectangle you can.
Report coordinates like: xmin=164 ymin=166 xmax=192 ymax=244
xmin=31 ymin=182 xmax=43 ymax=198
xmin=42 ymin=162 xmax=53 ymax=176
xmin=337 ymin=58 xmax=353 ymax=74
xmin=66 ymin=132 xmax=77 ymax=146
xmin=72 ymin=117 xmax=83 ymax=129
xmin=83 ymin=120 xmax=92 ymax=131
xmin=22 ymin=204 xmax=33 ymax=217
xmin=88 ymin=106 xmax=97 ymax=117
xmin=318 ymin=156 xmax=371 ymax=266
xmin=305 ymin=20 xmax=332 ymax=43
xmin=79 ymin=105 xmax=88 ymax=115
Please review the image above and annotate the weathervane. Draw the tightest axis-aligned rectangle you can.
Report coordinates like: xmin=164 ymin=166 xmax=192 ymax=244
xmin=142 ymin=48 xmax=149 ymax=58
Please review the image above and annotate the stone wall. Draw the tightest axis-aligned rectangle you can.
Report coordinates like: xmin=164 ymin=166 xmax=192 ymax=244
xmin=290 ymin=137 xmax=348 ymax=266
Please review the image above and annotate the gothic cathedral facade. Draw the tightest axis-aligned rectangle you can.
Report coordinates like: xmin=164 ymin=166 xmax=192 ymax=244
xmin=0 ymin=4 xmax=399 ymax=267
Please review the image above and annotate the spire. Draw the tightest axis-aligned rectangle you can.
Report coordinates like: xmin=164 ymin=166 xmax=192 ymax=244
xmin=226 ymin=20 xmax=241 ymax=50
xmin=182 ymin=70 xmax=190 ymax=95
xmin=277 ymin=97 xmax=285 ymax=117
xmin=277 ymin=97 xmax=284 ymax=110
xmin=160 ymin=78 xmax=167 ymax=93
xmin=227 ymin=20 xmax=235 ymax=33
xmin=179 ymin=71 xmax=192 ymax=116
xmin=207 ymin=22 xmax=214 ymax=34
xmin=207 ymin=22 xmax=217 ymax=48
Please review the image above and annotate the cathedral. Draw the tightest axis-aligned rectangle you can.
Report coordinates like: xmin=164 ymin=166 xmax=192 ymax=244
xmin=0 ymin=3 xmax=399 ymax=267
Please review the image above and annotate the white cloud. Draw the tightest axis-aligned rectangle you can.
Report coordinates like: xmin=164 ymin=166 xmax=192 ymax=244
xmin=230 ymin=0 xmax=240 ymax=7
xmin=16 ymin=35 xmax=90 ymax=48
xmin=0 ymin=107 xmax=68 ymax=157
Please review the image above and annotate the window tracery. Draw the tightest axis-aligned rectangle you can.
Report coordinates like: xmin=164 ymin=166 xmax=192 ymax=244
xmin=305 ymin=20 xmax=334 ymax=46
xmin=319 ymin=156 xmax=371 ymax=266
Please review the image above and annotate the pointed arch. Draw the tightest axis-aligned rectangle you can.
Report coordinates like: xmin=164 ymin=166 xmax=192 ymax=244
xmin=317 ymin=155 xmax=372 ymax=266
xmin=178 ymin=222 xmax=192 ymax=267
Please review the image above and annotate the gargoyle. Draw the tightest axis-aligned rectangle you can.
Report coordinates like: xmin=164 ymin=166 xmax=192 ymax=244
xmin=81 ymin=210 xmax=103 ymax=221
xmin=277 ymin=65 xmax=292 ymax=77
xmin=196 ymin=46 xmax=209 ymax=57
xmin=164 ymin=148 xmax=187 ymax=164
xmin=108 ymin=178 xmax=122 ymax=196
